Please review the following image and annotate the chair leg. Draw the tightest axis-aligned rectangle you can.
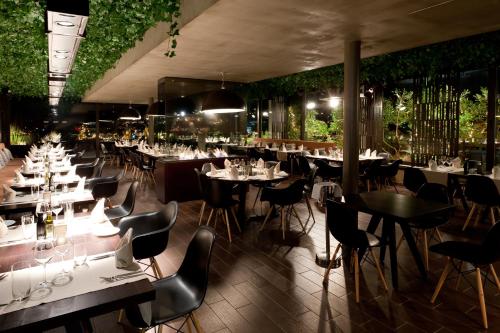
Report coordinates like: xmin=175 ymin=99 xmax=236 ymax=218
xmin=259 ymin=206 xmax=274 ymax=231
xmin=206 ymin=209 xmax=214 ymax=226
xmin=190 ymin=312 xmax=203 ymax=333
xmin=252 ymin=187 xmax=262 ymax=209
xmin=431 ymin=257 xmax=452 ymax=303
xmin=423 ymin=230 xmax=429 ymax=272
xmin=292 ymin=205 xmax=307 ymax=233
xmin=117 ymin=309 xmax=124 ymax=324
xmin=304 ymin=196 xmax=316 ymax=224
xmin=230 ymin=207 xmax=242 ymax=233
xmin=455 ymin=261 xmax=464 ymax=290
xmin=435 ymin=228 xmax=444 ymax=242
xmin=396 ymin=234 xmax=405 ymax=251
xmin=369 ymin=248 xmax=388 ymax=291
xmin=223 ymin=209 xmax=232 ymax=243
xmin=472 ymin=207 xmax=482 ymax=228
xmin=323 ymin=243 xmax=342 ymax=284
xmin=151 ymin=257 xmax=163 ymax=278
xmin=489 ymin=207 xmax=496 ymax=226
xmin=186 ymin=316 xmax=193 ymax=333
xmin=214 ymin=209 xmax=220 ymax=229
xmin=476 ymin=268 xmax=488 ymax=329
xmin=281 ymin=207 xmax=286 ymax=240
xmin=353 ymin=250 xmax=360 ymax=303
xmin=198 ymin=201 xmax=206 ymax=226
xmin=490 ymin=264 xmax=500 ymax=291
xmin=463 ymin=203 xmax=477 ymax=231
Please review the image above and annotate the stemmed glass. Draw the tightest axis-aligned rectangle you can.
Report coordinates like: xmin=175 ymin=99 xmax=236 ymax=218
xmin=52 ymin=234 xmax=73 ymax=286
xmin=52 ymin=200 xmax=63 ymax=222
xmin=31 ymin=239 xmax=55 ymax=299
xmin=250 ymin=158 xmax=256 ymax=168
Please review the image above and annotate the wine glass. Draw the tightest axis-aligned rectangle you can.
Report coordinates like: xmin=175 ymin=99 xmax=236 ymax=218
xmin=250 ymin=158 xmax=256 ymax=168
xmin=52 ymin=200 xmax=63 ymax=222
xmin=31 ymin=239 xmax=55 ymax=299
xmin=21 ymin=214 xmax=36 ymax=240
xmin=52 ymin=234 xmax=73 ymax=286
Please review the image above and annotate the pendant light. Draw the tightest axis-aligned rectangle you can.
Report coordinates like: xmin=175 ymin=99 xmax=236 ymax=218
xmin=201 ymin=73 xmax=245 ymax=114
xmin=119 ymin=103 xmax=141 ymax=121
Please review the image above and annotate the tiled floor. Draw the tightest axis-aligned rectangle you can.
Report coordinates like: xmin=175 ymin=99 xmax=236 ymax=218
xmin=2 ymin=159 xmax=499 ymax=332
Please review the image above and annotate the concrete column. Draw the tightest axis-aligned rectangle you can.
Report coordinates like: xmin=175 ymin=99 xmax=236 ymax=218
xmin=343 ymin=40 xmax=361 ymax=195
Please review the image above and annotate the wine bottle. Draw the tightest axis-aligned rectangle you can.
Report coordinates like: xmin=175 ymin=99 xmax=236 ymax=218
xmin=45 ymin=209 xmax=54 ymax=239
xmin=36 ymin=210 xmax=46 ymax=239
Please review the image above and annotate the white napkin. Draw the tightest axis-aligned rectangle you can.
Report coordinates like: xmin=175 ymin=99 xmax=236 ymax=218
xmin=229 ymin=166 xmax=239 ymax=180
xmin=2 ymin=184 xmax=16 ymax=201
xmin=266 ymin=166 xmax=274 ymax=179
xmin=365 ymin=149 xmax=371 ymax=157
xmin=15 ymin=170 xmax=26 ymax=184
xmin=75 ymin=176 xmax=86 ymax=194
xmin=91 ymin=198 xmax=106 ymax=223
xmin=265 ymin=144 xmax=270 ymax=149
xmin=451 ymin=157 xmax=461 ymax=169
xmin=299 ymin=144 xmax=304 ymax=151
xmin=210 ymin=163 xmax=218 ymax=174
xmin=274 ymin=162 xmax=281 ymax=175
xmin=224 ymin=159 xmax=231 ymax=169
xmin=282 ymin=145 xmax=287 ymax=152
xmin=314 ymin=149 xmax=320 ymax=157
xmin=371 ymin=150 xmax=377 ymax=157
xmin=25 ymin=156 xmax=33 ymax=168
xmin=257 ymin=158 xmax=265 ymax=168
xmin=0 ymin=217 xmax=8 ymax=237
xmin=115 ymin=228 xmax=134 ymax=269
xmin=28 ymin=152 xmax=36 ymax=160
xmin=428 ymin=159 xmax=438 ymax=171
xmin=67 ymin=165 xmax=77 ymax=178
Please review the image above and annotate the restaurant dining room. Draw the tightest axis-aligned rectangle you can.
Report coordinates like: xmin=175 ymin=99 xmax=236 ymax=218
xmin=1 ymin=0 xmax=500 ymax=332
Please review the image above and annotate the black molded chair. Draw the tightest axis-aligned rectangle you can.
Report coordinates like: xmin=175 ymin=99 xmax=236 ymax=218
xmin=360 ymin=159 xmax=383 ymax=192
xmin=397 ymin=183 xmax=450 ymax=271
xmin=247 ymin=147 xmax=262 ymax=161
xmin=100 ymin=143 xmax=113 ymax=164
xmin=463 ymin=175 xmax=500 ymax=230
xmin=105 ymin=181 xmax=138 ymax=222
xmin=403 ymin=167 xmax=427 ymax=194
xmin=260 ymin=179 xmax=308 ymax=239
xmin=323 ymin=200 xmax=388 ymax=303
xmin=92 ymin=159 xmax=106 ymax=178
xmin=314 ymin=159 xmax=342 ymax=182
xmin=263 ymin=148 xmax=275 ymax=162
xmin=124 ymin=226 xmax=216 ymax=333
xmin=430 ymin=222 xmax=500 ymax=329
xmin=131 ymin=152 xmax=155 ymax=186
xmin=377 ymin=159 xmax=402 ymax=192
xmin=296 ymin=155 xmax=313 ymax=177
xmin=199 ymin=174 xmax=241 ymax=242
xmin=88 ymin=170 xmax=125 ymax=207
xmin=118 ymin=201 xmax=178 ymax=279
xmin=75 ymin=158 xmax=100 ymax=178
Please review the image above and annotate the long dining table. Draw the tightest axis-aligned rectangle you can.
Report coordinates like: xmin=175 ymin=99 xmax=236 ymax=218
xmin=343 ymin=191 xmax=455 ymax=288
xmin=0 ymin=216 xmax=155 ymax=332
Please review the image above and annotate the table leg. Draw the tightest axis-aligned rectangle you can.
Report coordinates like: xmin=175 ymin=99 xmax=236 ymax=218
xmin=400 ymin=222 xmax=427 ymax=280
xmin=386 ymin=219 xmax=398 ymax=288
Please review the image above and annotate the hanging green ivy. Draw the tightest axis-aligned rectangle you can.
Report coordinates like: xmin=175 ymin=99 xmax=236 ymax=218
xmin=0 ymin=0 xmax=180 ymax=98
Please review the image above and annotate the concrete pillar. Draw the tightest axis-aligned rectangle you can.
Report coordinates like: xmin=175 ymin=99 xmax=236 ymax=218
xmin=343 ymin=40 xmax=361 ymax=195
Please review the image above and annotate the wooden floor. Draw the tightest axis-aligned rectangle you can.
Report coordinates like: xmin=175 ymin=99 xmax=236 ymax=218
xmin=2 ymin=160 xmax=500 ymax=333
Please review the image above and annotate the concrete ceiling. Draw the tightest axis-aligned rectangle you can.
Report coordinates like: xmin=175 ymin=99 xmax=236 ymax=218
xmin=83 ymin=0 xmax=500 ymax=104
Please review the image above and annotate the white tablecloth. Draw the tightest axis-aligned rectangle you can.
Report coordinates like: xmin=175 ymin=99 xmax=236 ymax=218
xmin=421 ymin=167 xmax=500 ymax=191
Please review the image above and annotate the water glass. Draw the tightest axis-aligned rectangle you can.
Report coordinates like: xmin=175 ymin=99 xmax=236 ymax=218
xmin=11 ymin=261 xmax=31 ymax=302
xmin=64 ymin=201 xmax=74 ymax=224
xmin=21 ymin=215 xmax=36 ymax=240
xmin=73 ymin=238 xmax=87 ymax=267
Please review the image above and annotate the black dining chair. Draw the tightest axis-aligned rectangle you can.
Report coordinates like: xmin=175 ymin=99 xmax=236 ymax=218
xmin=105 ymin=180 xmax=139 ymax=222
xmin=430 ymin=222 xmax=500 ymax=329
xmin=397 ymin=183 xmax=450 ymax=271
xmin=403 ymin=167 xmax=428 ymax=194
xmin=377 ymin=159 xmax=402 ymax=192
xmin=75 ymin=158 xmax=100 ymax=178
xmin=322 ymin=200 xmax=388 ymax=303
xmin=131 ymin=152 xmax=155 ymax=186
xmin=296 ymin=155 xmax=313 ymax=177
xmin=88 ymin=170 xmax=125 ymax=207
xmin=123 ymin=226 xmax=216 ymax=333
xmin=463 ymin=175 xmax=500 ymax=231
xmin=118 ymin=201 xmax=178 ymax=279
xmin=360 ymin=159 xmax=383 ymax=192
xmin=194 ymin=168 xmax=208 ymax=226
xmin=314 ymin=159 xmax=342 ymax=182
xmin=259 ymin=178 xmax=308 ymax=239
xmin=263 ymin=148 xmax=276 ymax=162
xmin=199 ymin=174 xmax=241 ymax=242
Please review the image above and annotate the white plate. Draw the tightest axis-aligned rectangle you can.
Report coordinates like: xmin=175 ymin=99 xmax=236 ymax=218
xmin=92 ymin=224 xmax=120 ymax=237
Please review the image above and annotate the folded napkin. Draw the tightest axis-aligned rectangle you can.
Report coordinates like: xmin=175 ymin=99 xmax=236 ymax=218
xmin=28 ymin=152 xmax=36 ymax=161
xmin=67 ymin=165 xmax=77 ymax=178
xmin=0 ymin=217 xmax=8 ymax=237
xmin=451 ymin=157 xmax=461 ymax=169
xmin=15 ymin=170 xmax=26 ymax=184
xmin=428 ymin=159 xmax=438 ymax=171
xmin=25 ymin=156 xmax=34 ymax=168
xmin=314 ymin=149 xmax=320 ymax=157
xmin=75 ymin=177 xmax=86 ymax=194
xmin=229 ymin=166 xmax=239 ymax=180
xmin=298 ymin=144 xmax=304 ymax=151
xmin=282 ymin=145 xmax=287 ymax=152
xmin=115 ymin=228 xmax=135 ymax=269
xmin=365 ymin=149 xmax=371 ymax=157
xmin=274 ymin=162 xmax=281 ymax=175
xmin=371 ymin=150 xmax=377 ymax=157
xmin=210 ymin=163 xmax=218 ymax=174
xmin=257 ymin=158 xmax=265 ymax=168
xmin=91 ymin=198 xmax=106 ymax=223
xmin=2 ymin=184 xmax=16 ymax=201
xmin=224 ymin=159 xmax=231 ymax=169
xmin=266 ymin=166 xmax=274 ymax=179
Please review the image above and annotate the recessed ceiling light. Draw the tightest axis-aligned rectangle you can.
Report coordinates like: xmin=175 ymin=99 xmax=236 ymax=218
xmin=55 ymin=50 xmax=70 ymax=54
xmin=56 ymin=21 xmax=75 ymax=27
xmin=54 ymin=54 xmax=68 ymax=59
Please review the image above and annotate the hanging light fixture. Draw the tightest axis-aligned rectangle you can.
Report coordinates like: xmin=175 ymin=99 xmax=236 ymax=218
xmin=119 ymin=103 xmax=141 ymax=121
xmin=200 ymin=72 xmax=245 ymax=114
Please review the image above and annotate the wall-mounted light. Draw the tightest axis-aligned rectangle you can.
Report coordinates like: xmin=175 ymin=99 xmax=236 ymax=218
xmin=329 ymin=97 xmax=341 ymax=108
xmin=306 ymin=101 xmax=316 ymax=110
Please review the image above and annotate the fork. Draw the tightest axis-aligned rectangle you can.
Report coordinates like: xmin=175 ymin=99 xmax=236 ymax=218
xmin=0 ymin=273 xmax=7 ymax=281
xmin=100 ymin=272 xmax=143 ymax=282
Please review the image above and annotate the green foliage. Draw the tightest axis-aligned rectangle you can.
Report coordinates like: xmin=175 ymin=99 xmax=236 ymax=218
xmin=248 ymin=30 xmax=500 ymax=98
xmin=382 ymin=89 xmax=413 ymax=159
xmin=328 ymin=107 xmax=343 ymax=147
xmin=0 ymin=0 xmax=180 ymax=97
xmin=459 ymin=88 xmax=488 ymax=142
xmin=305 ymin=110 xmax=330 ymax=141
xmin=286 ymin=105 xmax=301 ymax=139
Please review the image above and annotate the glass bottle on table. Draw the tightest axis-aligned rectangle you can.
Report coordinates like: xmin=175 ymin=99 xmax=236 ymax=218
xmin=36 ymin=202 xmax=49 ymax=240
xmin=45 ymin=205 xmax=54 ymax=239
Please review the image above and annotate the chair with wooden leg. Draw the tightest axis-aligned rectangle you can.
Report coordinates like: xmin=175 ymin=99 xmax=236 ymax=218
xmin=118 ymin=201 xmax=178 ymax=279
xmin=124 ymin=226 xmax=216 ymax=333
xmin=396 ymin=183 xmax=450 ymax=271
xmin=463 ymin=175 xmax=500 ymax=231
xmin=194 ymin=168 xmax=208 ymax=225
xmin=360 ymin=159 xmax=384 ymax=192
xmin=429 ymin=221 xmax=500 ymax=329
xmin=199 ymin=174 xmax=241 ymax=242
xmin=259 ymin=179 xmax=309 ymax=240
xmin=376 ymin=159 xmax=402 ymax=192
xmin=402 ymin=167 xmax=427 ymax=194
xmin=322 ymin=200 xmax=388 ymax=303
